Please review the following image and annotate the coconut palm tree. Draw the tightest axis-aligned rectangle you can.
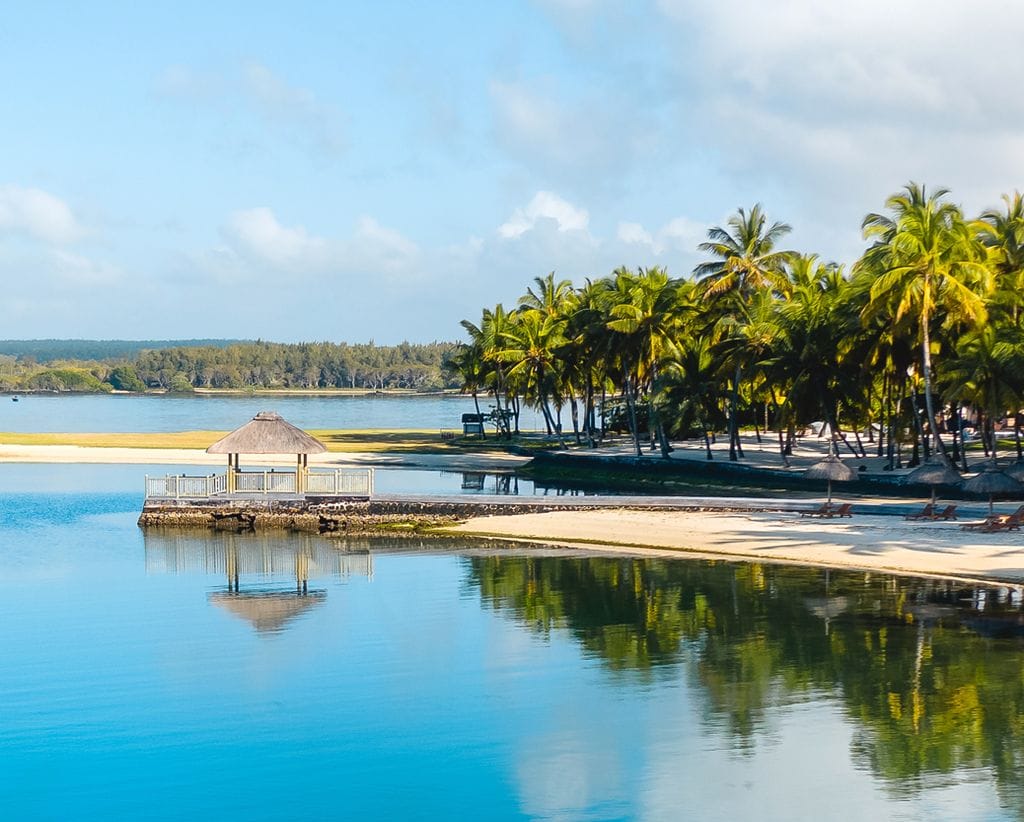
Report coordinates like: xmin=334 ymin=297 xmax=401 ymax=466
xmin=978 ymin=191 xmax=1024 ymax=325
xmin=937 ymin=324 xmax=1023 ymax=465
xmin=860 ymin=183 xmax=991 ymax=453
xmin=605 ymin=266 xmax=685 ymax=457
xmin=695 ymin=204 xmax=793 ymax=460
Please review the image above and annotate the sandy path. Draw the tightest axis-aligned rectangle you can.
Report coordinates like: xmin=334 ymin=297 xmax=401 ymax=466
xmin=0 ymin=444 xmax=528 ymax=471
xmin=446 ymin=508 xmax=1024 ymax=583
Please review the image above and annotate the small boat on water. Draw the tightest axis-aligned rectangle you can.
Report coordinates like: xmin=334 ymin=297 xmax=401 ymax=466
xmin=11 ymin=396 xmax=18 ymax=402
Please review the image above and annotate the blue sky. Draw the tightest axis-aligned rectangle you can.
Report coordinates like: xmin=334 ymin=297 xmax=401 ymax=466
xmin=2 ymin=1 xmax=1023 ymax=343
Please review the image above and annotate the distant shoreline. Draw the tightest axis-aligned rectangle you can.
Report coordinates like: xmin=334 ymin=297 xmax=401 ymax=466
xmin=1 ymin=387 xmax=466 ymax=398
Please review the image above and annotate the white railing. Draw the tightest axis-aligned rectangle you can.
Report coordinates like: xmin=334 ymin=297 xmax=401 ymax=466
xmin=235 ymin=471 xmax=297 ymax=494
xmin=305 ymin=468 xmax=375 ymax=496
xmin=145 ymin=473 xmax=227 ymax=499
xmin=145 ymin=468 xmax=374 ymax=499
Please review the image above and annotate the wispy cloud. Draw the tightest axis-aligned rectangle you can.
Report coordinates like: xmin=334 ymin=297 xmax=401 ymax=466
xmin=498 ymin=191 xmax=589 ymax=238
xmin=156 ymin=61 xmax=347 ymax=155
xmin=0 ymin=185 xmax=85 ymax=245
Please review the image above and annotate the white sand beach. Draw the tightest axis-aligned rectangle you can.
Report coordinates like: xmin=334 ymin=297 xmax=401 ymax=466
xmin=0 ymin=443 xmax=529 ymax=471
xmin=447 ymin=508 xmax=1024 ymax=584
xmin=5 ymin=441 xmax=1023 ymax=584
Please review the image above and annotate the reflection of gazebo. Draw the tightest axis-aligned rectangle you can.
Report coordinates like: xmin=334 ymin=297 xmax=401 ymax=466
xmin=210 ymin=538 xmax=324 ymax=634
xmin=206 ymin=411 xmax=327 ymax=494
xmin=209 ymin=590 xmax=326 ymax=633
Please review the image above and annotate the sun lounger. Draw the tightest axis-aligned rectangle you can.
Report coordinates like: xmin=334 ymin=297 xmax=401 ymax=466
xmin=800 ymin=502 xmax=852 ymax=519
xmin=962 ymin=516 xmax=1003 ymax=531
xmin=962 ymin=507 xmax=1024 ymax=532
xmin=932 ymin=504 xmax=958 ymax=521
xmin=983 ymin=510 xmax=1024 ymax=533
xmin=904 ymin=504 xmax=936 ymax=520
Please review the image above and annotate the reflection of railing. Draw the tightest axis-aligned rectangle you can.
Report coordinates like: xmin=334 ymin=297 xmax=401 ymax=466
xmin=144 ymin=468 xmax=374 ymax=499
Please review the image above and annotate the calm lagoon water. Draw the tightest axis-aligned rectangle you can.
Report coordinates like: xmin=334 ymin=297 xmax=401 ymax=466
xmin=3 ymin=467 xmax=1024 ymax=819
xmin=0 ymin=392 xmax=545 ymax=433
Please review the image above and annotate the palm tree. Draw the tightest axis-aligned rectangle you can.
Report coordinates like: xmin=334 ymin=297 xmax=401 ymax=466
xmin=695 ymin=204 xmax=793 ymax=460
xmin=860 ymin=183 xmax=991 ymax=453
xmin=605 ymin=266 xmax=685 ymax=457
xmin=938 ymin=324 xmax=1023 ymax=465
xmin=978 ymin=191 xmax=1024 ymax=325
xmin=497 ymin=308 xmax=568 ymax=446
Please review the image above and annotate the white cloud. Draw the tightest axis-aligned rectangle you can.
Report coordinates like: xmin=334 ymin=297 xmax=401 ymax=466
xmin=50 ymin=250 xmax=121 ymax=287
xmin=215 ymin=207 xmax=421 ymax=283
xmin=499 ymin=191 xmax=590 ymax=238
xmin=0 ymin=185 xmax=85 ymax=245
xmin=617 ymin=215 xmax=704 ymax=256
xmin=490 ymin=80 xmax=660 ymax=192
xmin=617 ymin=221 xmax=653 ymax=246
xmin=222 ymin=207 xmax=329 ymax=271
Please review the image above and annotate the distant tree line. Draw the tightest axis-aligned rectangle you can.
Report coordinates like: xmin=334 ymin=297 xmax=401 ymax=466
xmin=0 ymin=339 xmax=246 ymax=363
xmin=0 ymin=340 xmax=461 ymax=393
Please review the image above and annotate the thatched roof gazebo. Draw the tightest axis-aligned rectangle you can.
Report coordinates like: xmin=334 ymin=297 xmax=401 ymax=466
xmin=207 ymin=411 xmax=327 ymax=493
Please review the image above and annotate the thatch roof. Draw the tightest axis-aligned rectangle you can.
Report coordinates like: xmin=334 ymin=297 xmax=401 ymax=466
xmin=209 ymin=590 xmax=326 ymax=633
xmin=964 ymin=467 xmax=1023 ymax=495
xmin=906 ymin=454 xmax=962 ymax=487
xmin=207 ymin=411 xmax=327 ymax=455
xmin=805 ymin=454 xmax=858 ymax=482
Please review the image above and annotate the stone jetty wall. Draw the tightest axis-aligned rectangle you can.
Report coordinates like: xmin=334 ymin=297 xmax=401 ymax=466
xmin=137 ymin=496 xmax=768 ymax=535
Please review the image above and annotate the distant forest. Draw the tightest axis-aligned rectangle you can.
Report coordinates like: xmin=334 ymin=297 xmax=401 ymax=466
xmin=0 ymin=339 xmax=247 ymax=363
xmin=0 ymin=340 xmax=461 ymax=393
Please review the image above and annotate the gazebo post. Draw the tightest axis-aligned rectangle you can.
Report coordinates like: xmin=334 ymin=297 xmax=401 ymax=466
xmin=296 ymin=453 xmax=303 ymax=494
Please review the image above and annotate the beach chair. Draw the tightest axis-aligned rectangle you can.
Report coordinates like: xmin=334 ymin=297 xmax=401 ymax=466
xmin=932 ymin=504 xmax=958 ymax=521
xmin=800 ymin=502 xmax=833 ymax=518
xmin=983 ymin=508 xmax=1024 ymax=533
xmin=962 ymin=516 xmax=1002 ymax=531
xmin=964 ymin=505 xmax=1024 ymax=532
xmin=829 ymin=503 xmax=853 ymax=518
xmin=904 ymin=504 xmax=936 ymax=521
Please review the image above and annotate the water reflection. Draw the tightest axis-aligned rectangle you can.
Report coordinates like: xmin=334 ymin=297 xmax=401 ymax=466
xmin=143 ymin=530 xmax=373 ymax=634
xmin=464 ymin=555 xmax=1024 ymax=812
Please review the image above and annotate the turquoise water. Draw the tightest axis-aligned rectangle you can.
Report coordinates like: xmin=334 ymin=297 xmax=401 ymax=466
xmin=3 ymin=470 xmax=1024 ymax=819
xmin=0 ymin=392 xmax=544 ymax=432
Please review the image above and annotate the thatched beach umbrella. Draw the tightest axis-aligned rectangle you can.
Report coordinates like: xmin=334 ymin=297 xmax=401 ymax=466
xmin=906 ymin=454 xmax=962 ymax=505
xmin=964 ymin=466 xmax=1024 ymax=515
xmin=805 ymin=454 xmax=857 ymax=504
xmin=1005 ymin=461 xmax=1024 ymax=482
xmin=207 ymin=411 xmax=327 ymax=493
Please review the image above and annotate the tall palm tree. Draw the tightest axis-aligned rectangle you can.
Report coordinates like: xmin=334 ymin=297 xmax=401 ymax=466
xmin=860 ymin=183 xmax=991 ymax=452
xmin=605 ymin=266 xmax=684 ymax=457
xmin=695 ymin=204 xmax=793 ymax=460
xmin=978 ymin=191 xmax=1024 ymax=325
xmin=497 ymin=308 xmax=568 ymax=446
xmin=938 ymin=324 xmax=1022 ymax=465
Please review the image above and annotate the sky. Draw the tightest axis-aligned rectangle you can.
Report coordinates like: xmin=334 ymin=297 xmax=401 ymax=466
xmin=2 ymin=0 xmax=1023 ymax=344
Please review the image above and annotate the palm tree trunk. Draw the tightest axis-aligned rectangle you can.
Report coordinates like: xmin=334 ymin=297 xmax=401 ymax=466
xmin=920 ymin=280 xmax=942 ymax=452
xmin=625 ymin=374 xmax=642 ymax=458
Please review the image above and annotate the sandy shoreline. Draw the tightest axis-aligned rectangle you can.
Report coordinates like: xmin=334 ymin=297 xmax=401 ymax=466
xmin=0 ymin=444 xmax=528 ymax=471
xmin=446 ymin=508 xmax=1024 ymax=585
xmin=5 ymin=443 xmax=1024 ymax=584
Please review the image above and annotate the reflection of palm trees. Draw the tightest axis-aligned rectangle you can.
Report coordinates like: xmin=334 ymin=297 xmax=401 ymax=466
xmin=464 ymin=554 xmax=1024 ymax=808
